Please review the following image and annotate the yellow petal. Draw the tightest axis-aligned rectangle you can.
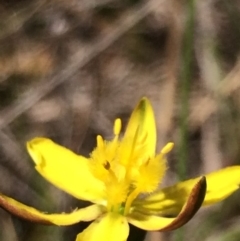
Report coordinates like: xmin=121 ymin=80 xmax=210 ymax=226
xmin=128 ymin=177 xmax=206 ymax=231
xmin=76 ymin=213 xmax=129 ymax=241
xmin=123 ymin=97 xmax=156 ymax=157
xmin=202 ymin=166 xmax=240 ymax=205
xmin=27 ymin=138 xmax=105 ymax=203
xmin=0 ymin=193 xmax=104 ymax=225
xmin=134 ymin=166 xmax=240 ymax=216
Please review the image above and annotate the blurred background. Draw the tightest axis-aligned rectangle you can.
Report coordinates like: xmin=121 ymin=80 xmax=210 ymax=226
xmin=0 ymin=0 xmax=240 ymax=240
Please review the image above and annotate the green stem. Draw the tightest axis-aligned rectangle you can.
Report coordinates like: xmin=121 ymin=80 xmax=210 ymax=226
xmin=176 ymin=0 xmax=195 ymax=240
xmin=178 ymin=0 xmax=195 ymax=182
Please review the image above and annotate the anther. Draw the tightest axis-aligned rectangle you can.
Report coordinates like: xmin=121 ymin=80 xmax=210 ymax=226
xmin=97 ymin=135 xmax=104 ymax=148
xmin=161 ymin=142 xmax=174 ymax=154
xmin=104 ymin=161 xmax=111 ymax=170
xmin=114 ymin=118 xmax=122 ymax=136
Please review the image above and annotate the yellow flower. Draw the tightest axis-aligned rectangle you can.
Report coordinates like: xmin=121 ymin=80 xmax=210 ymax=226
xmin=0 ymin=97 xmax=240 ymax=241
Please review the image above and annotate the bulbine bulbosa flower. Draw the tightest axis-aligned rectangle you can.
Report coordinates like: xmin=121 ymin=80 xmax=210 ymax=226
xmin=0 ymin=98 xmax=240 ymax=241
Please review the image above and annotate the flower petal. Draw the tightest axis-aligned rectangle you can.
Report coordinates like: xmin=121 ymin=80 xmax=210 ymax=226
xmin=76 ymin=213 xmax=129 ymax=241
xmin=0 ymin=193 xmax=104 ymax=225
xmin=128 ymin=177 xmax=206 ymax=231
xmin=134 ymin=166 xmax=240 ymax=216
xmin=123 ymin=97 xmax=156 ymax=157
xmin=202 ymin=166 xmax=240 ymax=205
xmin=27 ymin=138 xmax=105 ymax=203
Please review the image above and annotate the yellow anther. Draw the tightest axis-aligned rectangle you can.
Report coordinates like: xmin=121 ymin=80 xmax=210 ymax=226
xmin=161 ymin=142 xmax=174 ymax=154
xmin=114 ymin=118 xmax=122 ymax=135
xmin=97 ymin=135 xmax=104 ymax=148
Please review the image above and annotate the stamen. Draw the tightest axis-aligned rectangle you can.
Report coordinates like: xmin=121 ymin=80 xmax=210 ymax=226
xmin=114 ymin=118 xmax=122 ymax=135
xmin=161 ymin=142 xmax=174 ymax=154
xmin=124 ymin=187 xmax=141 ymax=215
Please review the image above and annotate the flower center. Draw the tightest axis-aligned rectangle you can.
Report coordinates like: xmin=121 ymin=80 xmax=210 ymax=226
xmin=90 ymin=118 xmax=173 ymax=215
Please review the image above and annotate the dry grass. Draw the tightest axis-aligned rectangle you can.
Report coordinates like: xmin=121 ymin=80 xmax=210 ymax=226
xmin=0 ymin=0 xmax=240 ymax=241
